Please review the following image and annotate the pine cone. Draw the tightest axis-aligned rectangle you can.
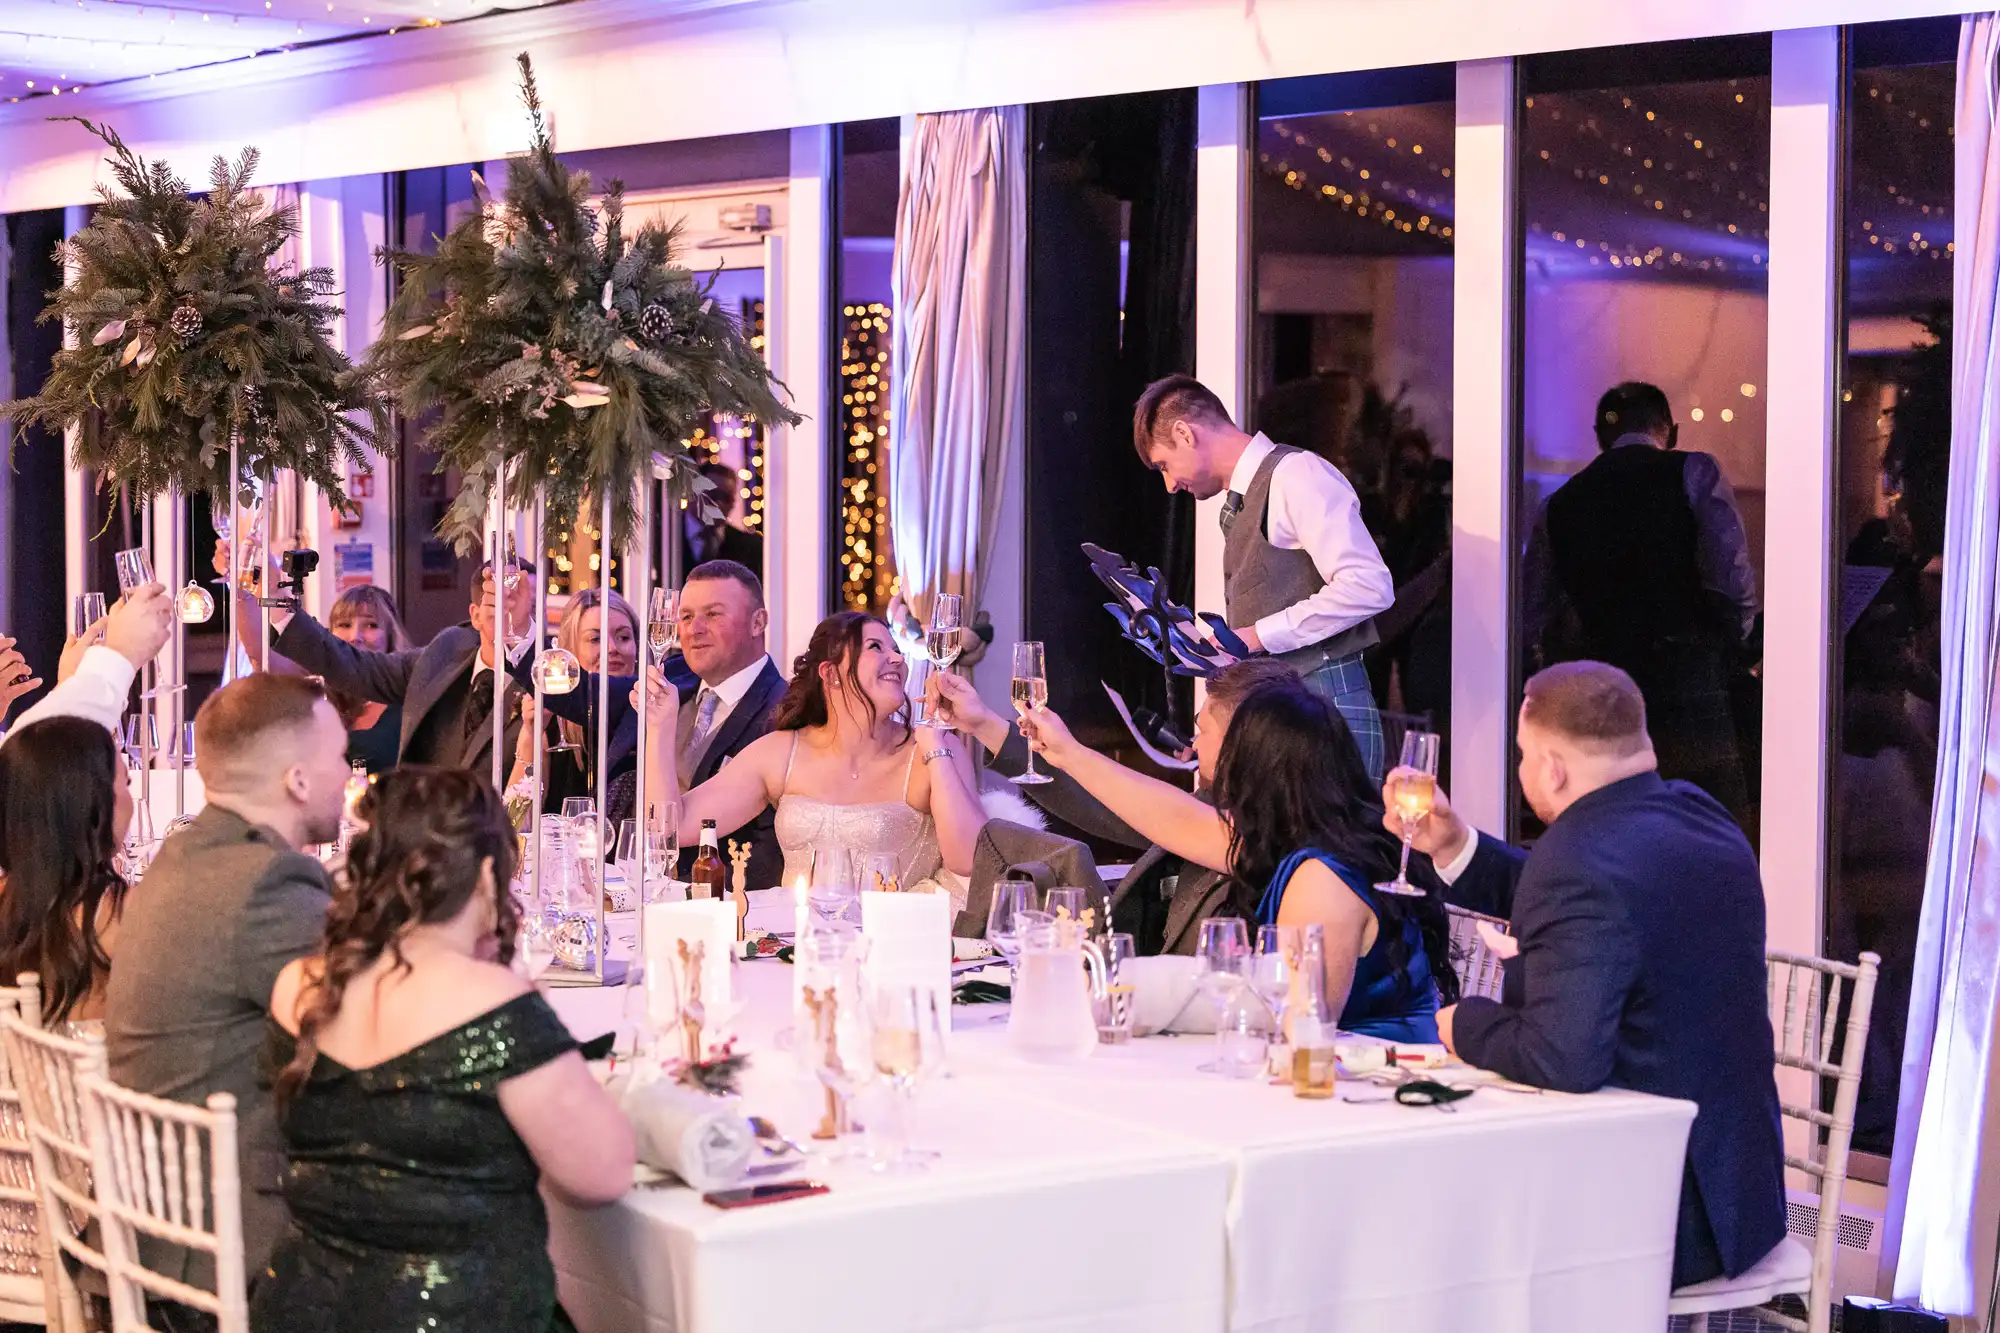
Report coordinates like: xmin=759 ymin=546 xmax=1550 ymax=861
xmin=168 ymin=302 xmax=202 ymax=341
xmin=639 ymin=304 xmax=673 ymax=341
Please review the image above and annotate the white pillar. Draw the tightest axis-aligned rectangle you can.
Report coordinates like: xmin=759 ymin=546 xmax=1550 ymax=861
xmin=62 ymin=205 xmax=90 ymax=614
xmin=1194 ymin=83 xmax=1251 ymax=701
xmin=1450 ymin=57 xmax=1520 ymax=836
xmin=1760 ymin=26 xmax=1842 ymax=963
xmin=766 ymin=126 xmax=834 ymax=668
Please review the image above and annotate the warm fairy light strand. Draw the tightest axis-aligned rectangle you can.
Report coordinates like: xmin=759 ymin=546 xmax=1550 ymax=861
xmin=840 ymin=302 xmax=894 ymax=612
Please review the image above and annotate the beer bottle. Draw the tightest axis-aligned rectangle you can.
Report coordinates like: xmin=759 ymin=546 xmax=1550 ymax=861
xmin=690 ymin=819 xmax=726 ymax=900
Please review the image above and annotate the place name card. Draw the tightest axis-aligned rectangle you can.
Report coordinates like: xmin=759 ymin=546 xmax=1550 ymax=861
xmin=643 ymin=898 xmax=734 ymax=1030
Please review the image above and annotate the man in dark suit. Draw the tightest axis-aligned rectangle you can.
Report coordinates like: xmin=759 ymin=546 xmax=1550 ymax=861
xmin=680 ymin=463 xmax=764 ymax=579
xmin=930 ymin=658 xmax=1300 ymax=953
xmin=105 ymin=674 xmax=350 ymax=1296
xmin=1402 ymin=660 xmax=1785 ymax=1291
xmin=271 ymin=559 xmax=533 ymax=774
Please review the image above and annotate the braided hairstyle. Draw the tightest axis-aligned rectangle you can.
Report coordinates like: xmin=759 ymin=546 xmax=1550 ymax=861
xmin=1210 ymin=682 xmax=1458 ymax=1007
xmin=274 ymin=766 xmax=520 ymax=1109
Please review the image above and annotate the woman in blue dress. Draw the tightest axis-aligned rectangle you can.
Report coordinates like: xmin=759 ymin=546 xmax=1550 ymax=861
xmin=1018 ymin=676 xmax=1452 ymax=1041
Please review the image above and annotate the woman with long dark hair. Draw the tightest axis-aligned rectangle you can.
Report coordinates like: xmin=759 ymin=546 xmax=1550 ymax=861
xmin=257 ymin=767 xmax=631 ymax=1333
xmin=0 ymin=715 xmax=134 ymax=1025
xmin=1021 ymin=679 xmax=1452 ymax=1041
xmin=641 ymin=611 xmax=986 ymax=883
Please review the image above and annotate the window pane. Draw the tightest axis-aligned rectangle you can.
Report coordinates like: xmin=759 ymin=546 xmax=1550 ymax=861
xmin=1515 ymin=39 xmax=1771 ymax=841
xmin=1252 ymin=67 xmax=1456 ymax=769
xmin=1832 ymin=18 xmax=1958 ymax=1159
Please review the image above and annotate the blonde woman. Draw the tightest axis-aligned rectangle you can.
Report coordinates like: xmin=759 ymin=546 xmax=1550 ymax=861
xmin=506 ymin=587 xmax=640 ymax=816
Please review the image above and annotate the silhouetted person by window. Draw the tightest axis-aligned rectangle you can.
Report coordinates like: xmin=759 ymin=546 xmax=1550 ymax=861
xmin=1523 ymin=382 xmax=1759 ymax=823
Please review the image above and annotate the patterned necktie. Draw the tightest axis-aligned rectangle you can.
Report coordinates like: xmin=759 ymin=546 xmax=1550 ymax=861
xmin=1218 ymin=491 xmax=1245 ymax=533
xmin=685 ymin=688 xmax=721 ymax=759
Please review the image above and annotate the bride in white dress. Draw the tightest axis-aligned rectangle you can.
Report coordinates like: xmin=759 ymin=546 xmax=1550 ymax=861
xmin=641 ymin=611 xmax=986 ymax=886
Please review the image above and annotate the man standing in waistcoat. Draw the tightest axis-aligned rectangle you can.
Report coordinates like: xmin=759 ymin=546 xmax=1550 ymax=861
xmin=1132 ymin=374 xmax=1396 ymax=779
xmin=1523 ymin=381 xmax=1760 ymax=822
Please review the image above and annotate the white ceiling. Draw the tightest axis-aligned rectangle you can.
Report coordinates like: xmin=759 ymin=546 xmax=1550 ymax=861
xmin=0 ymin=0 xmax=565 ymax=98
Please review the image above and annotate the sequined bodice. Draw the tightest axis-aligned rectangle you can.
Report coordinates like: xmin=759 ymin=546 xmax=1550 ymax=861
xmin=250 ymin=991 xmax=578 ymax=1333
xmin=775 ymin=794 xmax=943 ymax=886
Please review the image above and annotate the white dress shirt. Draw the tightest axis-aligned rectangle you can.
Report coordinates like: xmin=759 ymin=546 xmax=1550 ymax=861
xmin=1227 ymin=434 xmax=1397 ymax=656
xmin=0 ymin=646 xmax=137 ymax=747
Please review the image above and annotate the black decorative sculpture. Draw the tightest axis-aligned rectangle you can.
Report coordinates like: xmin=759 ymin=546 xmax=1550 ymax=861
xmin=1082 ymin=543 xmax=1250 ymax=678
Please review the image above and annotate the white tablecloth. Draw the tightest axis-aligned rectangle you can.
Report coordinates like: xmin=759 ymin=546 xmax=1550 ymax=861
xmin=544 ymin=899 xmax=1694 ymax=1333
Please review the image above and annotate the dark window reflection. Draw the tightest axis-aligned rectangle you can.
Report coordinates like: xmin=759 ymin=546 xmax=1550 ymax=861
xmin=1833 ymin=19 xmax=1958 ymax=1160
xmin=1515 ymin=38 xmax=1772 ymax=841
xmin=1252 ymin=67 xmax=1456 ymax=764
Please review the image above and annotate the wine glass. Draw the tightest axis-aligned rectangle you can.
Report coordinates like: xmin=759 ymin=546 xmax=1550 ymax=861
xmin=984 ymin=882 xmax=1038 ymax=987
xmin=1008 ymin=641 xmax=1052 ymax=786
xmin=798 ymin=943 xmax=874 ymax=1156
xmin=71 ymin=592 xmax=106 ymax=640
xmin=860 ymin=851 xmax=901 ymax=895
xmin=868 ymin=983 xmax=947 ymax=1174
xmin=1251 ymin=924 xmax=1298 ymax=1026
xmin=114 ymin=548 xmax=155 ymax=595
xmin=648 ymin=587 xmax=680 ymax=665
xmin=1043 ymin=886 xmax=1087 ymax=925
xmin=1193 ymin=917 xmax=1249 ymax=1073
xmin=916 ymin=595 xmax=962 ymax=730
xmin=516 ymin=910 xmax=556 ymax=982
xmin=807 ymin=847 xmax=859 ymax=925
xmin=616 ymin=818 xmax=671 ymax=904
xmin=1376 ymin=730 xmax=1443 ymax=898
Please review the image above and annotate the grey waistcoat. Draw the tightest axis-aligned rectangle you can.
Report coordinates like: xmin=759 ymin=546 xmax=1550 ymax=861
xmin=1222 ymin=442 xmax=1379 ymax=670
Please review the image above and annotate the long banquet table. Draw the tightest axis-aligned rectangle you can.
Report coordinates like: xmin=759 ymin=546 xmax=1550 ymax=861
xmin=543 ymin=897 xmax=1695 ymax=1333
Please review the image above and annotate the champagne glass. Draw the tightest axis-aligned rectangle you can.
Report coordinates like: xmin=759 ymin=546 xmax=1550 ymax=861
xmin=807 ymin=847 xmax=859 ymax=925
xmin=799 ymin=941 xmax=873 ymax=1156
xmin=616 ymin=818 xmax=672 ymax=904
xmin=1251 ymin=924 xmax=1298 ymax=1026
xmin=916 ymin=595 xmax=962 ymax=730
xmin=1009 ymin=641 xmax=1052 ymax=786
xmin=984 ymin=882 xmax=1038 ymax=987
xmin=1194 ymin=917 xmax=1249 ymax=1073
xmin=71 ymin=593 xmax=106 ymax=638
xmin=1376 ymin=730 xmax=1442 ymax=898
xmin=648 ymin=587 xmax=680 ymax=665
xmin=114 ymin=548 xmax=155 ymax=595
xmin=906 ymin=656 xmax=936 ymax=729
xmin=516 ymin=910 xmax=556 ymax=982
xmin=868 ymin=983 xmax=946 ymax=1174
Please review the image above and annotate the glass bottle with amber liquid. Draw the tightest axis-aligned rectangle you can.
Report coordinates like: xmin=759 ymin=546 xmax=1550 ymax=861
xmin=690 ymin=819 xmax=726 ymax=901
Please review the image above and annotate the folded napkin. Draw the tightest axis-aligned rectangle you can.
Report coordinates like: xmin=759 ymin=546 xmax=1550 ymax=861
xmin=620 ymin=1077 xmax=755 ymax=1191
xmin=1119 ymin=955 xmax=1212 ymax=1035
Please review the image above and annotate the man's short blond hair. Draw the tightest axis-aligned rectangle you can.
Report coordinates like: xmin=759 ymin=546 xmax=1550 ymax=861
xmin=1521 ymin=661 xmax=1650 ymax=756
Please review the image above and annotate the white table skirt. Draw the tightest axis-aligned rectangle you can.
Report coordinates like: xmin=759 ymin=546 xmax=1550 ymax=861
xmin=544 ymin=910 xmax=1694 ymax=1333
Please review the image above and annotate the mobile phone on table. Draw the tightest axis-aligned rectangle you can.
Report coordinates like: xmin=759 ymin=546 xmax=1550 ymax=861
xmin=702 ymin=1180 xmax=830 ymax=1210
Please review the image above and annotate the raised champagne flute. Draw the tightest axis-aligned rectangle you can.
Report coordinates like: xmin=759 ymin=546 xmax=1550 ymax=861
xmin=1009 ymin=641 xmax=1052 ymax=786
xmin=1375 ymin=730 xmax=1442 ymax=898
xmin=648 ymin=587 xmax=680 ymax=665
xmin=916 ymin=594 xmax=962 ymax=730
xmin=71 ymin=592 xmax=107 ymax=639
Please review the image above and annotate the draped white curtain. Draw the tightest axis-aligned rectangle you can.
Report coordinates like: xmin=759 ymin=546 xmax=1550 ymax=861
xmin=888 ymin=106 xmax=1027 ymax=627
xmin=1887 ymin=14 xmax=2000 ymax=1316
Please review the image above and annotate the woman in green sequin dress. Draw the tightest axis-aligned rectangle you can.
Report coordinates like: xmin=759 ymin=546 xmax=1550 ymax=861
xmin=255 ymin=767 xmax=634 ymax=1333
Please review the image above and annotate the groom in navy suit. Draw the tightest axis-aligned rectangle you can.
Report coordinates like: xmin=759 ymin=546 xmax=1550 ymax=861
xmin=1400 ymin=661 xmax=1785 ymax=1291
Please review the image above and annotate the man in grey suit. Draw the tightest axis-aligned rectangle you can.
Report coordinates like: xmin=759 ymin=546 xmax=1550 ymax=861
xmin=270 ymin=560 xmax=535 ymax=772
xmin=931 ymin=658 xmax=1299 ymax=953
xmin=105 ymin=673 xmax=351 ymax=1296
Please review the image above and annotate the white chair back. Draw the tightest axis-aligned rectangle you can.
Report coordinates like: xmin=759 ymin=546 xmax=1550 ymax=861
xmin=1764 ymin=949 xmax=1880 ymax=1333
xmin=1 ymin=1005 xmax=110 ymax=1333
xmin=0 ymin=976 xmax=52 ymax=1326
xmin=1443 ymin=905 xmax=1508 ymax=1001
xmin=78 ymin=1076 xmax=248 ymax=1333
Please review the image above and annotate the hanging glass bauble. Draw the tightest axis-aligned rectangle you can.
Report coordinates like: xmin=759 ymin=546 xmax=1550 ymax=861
xmin=536 ymin=647 xmax=582 ymax=695
xmin=176 ymin=580 xmax=216 ymax=624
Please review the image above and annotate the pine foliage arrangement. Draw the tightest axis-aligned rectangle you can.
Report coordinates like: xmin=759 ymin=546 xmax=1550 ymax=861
xmin=0 ymin=117 xmax=390 ymax=505
xmin=363 ymin=53 xmax=799 ymax=552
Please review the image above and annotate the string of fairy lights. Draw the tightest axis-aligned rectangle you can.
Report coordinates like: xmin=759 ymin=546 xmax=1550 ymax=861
xmin=1262 ymin=71 xmax=1953 ymax=275
xmin=839 ymin=301 xmax=895 ymax=613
